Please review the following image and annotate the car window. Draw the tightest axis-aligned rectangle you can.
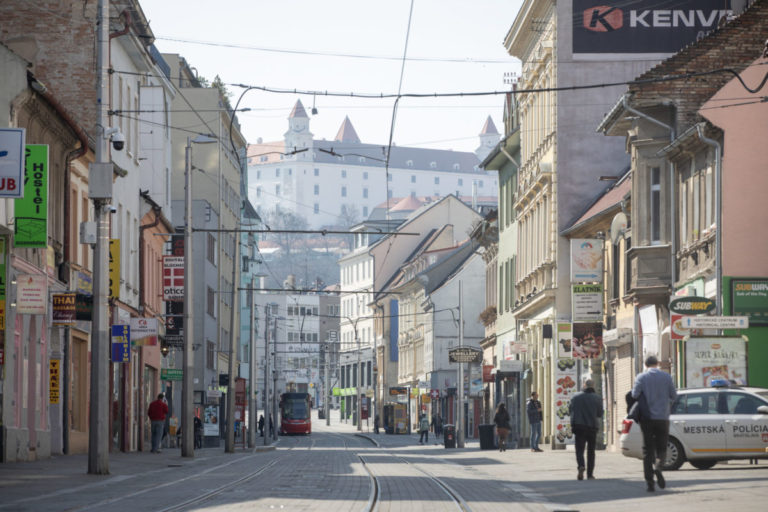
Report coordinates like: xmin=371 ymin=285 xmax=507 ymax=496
xmin=677 ymin=392 xmax=719 ymax=414
xmin=726 ymin=393 xmax=767 ymax=414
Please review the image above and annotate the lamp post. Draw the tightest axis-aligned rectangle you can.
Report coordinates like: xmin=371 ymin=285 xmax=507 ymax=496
xmin=181 ymin=134 xmax=216 ymax=458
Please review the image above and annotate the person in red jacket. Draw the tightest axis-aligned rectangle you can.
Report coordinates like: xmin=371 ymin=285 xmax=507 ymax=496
xmin=148 ymin=393 xmax=168 ymax=453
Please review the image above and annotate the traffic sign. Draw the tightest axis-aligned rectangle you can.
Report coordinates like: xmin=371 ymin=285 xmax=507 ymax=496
xmin=449 ymin=347 xmax=482 ymax=363
xmin=682 ymin=316 xmax=749 ymax=329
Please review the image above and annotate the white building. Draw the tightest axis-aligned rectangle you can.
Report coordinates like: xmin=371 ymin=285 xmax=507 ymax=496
xmin=247 ymin=100 xmax=499 ymax=228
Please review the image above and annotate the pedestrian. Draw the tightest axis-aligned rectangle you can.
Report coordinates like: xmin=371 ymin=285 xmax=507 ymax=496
xmin=194 ymin=416 xmax=203 ymax=449
xmin=632 ymin=355 xmax=677 ymax=492
xmin=493 ymin=403 xmax=511 ymax=452
xmin=436 ymin=413 xmax=443 ymax=436
xmin=374 ymin=414 xmax=380 ymax=435
xmin=147 ymin=393 xmax=168 ymax=453
xmin=418 ymin=414 xmax=430 ymax=444
xmin=269 ymin=414 xmax=274 ymax=437
xmin=258 ymin=414 xmax=265 ymax=437
xmin=526 ymin=391 xmax=543 ymax=452
xmin=569 ymin=378 xmax=603 ymax=480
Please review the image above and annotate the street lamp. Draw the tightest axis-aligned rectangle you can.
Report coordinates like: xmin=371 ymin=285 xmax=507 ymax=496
xmin=182 ymin=134 xmax=216 ymax=458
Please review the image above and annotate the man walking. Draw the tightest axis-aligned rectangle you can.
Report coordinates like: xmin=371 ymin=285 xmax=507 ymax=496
xmin=418 ymin=414 xmax=430 ymax=444
xmin=527 ymin=391 xmax=543 ymax=452
xmin=569 ymin=378 xmax=603 ymax=480
xmin=148 ymin=393 xmax=168 ymax=453
xmin=632 ymin=355 xmax=677 ymax=492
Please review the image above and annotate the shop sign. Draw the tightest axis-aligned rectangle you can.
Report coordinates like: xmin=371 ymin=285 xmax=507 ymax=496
xmin=17 ymin=274 xmax=47 ymax=315
xmin=685 ymin=337 xmax=747 ymax=387
xmin=429 ymin=389 xmax=440 ymax=399
xmin=669 ymin=296 xmax=715 ymax=315
xmin=570 ymin=239 xmax=603 ymax=282
xmin=52 ymin=292 xmax=77 ymax=326
xmin=731 ymin=278 xmax=768 ymax=326
xmin=204 ymin=405 xmax=219 ymax=436
xmin=109 ymin=239 xmax=120 ymax=299
xmin=483 ymin=364 xmax=494 ymax=383
xmin=499 ymin=359 xmax=523 ymax=372
xmin=110 ymin=324 xmax=130 ymax=363
xmin=389 ymin=386 xmax=408 ymax=396
xmin=161 ymin=368 xmax=183 ymax=381
xmin=572 ymin=323 xmax=604 ymax=359
xmin=49 ymin=359 xmax=60 ymax=404
xmin=557 ymin=323 xmax=573 ymax=359
xmin=449 ymin=346 xmax=482 ymax=363
xmin=130 ymin=317 xmax=158 ymax=346
xmin=572 ymin=284 xmax=603 ymax=322
xmin=0 ymin=128 xmax=25 ymax=197
xmin=163 ymin=255 xmax=185 ymax=301
xmin=15 ymin=145 xmax=48 ymax=247
xmin=75 ymin=293 xmax=92 ymax=321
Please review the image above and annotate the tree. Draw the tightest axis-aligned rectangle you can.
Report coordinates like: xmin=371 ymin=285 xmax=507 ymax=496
xmin=263 ymin=207 xmax=309 ymax=256
xmin=337 ymin=204 xmax=361 ymax=228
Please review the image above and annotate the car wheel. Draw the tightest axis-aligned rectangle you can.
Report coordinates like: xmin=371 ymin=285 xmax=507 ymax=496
xmin=690 ymin=459 xmax=718 ymax=470
xmin=663 ymin=437 xmax=685 ymax=471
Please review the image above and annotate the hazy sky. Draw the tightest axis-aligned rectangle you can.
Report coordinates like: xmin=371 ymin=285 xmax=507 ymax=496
xmin=141 ymin=0 xmax=523 ymax=153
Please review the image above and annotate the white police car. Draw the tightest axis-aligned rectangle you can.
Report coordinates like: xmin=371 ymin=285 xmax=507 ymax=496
xmin=619 ymin=380 xmax=768 ymax=470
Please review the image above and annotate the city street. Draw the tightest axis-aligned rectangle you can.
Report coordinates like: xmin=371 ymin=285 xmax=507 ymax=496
xmin=1 ymin=411 xmax=766 ymax=512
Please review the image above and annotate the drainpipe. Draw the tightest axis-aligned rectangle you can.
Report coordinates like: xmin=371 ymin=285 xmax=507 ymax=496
xmin=695 ymin=124 xmax=722 ymax=316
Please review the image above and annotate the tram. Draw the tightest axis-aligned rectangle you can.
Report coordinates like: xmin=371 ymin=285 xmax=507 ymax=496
xmin=279 ymin=392 xmax=312 ymax=435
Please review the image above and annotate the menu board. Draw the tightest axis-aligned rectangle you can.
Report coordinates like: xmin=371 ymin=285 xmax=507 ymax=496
xmin=554 ymin=358 xmax=577 ymax=445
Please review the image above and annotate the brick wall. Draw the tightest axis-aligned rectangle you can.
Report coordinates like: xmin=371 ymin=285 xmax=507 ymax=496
xmin=629 ymin=0 xmax=768 ymax=132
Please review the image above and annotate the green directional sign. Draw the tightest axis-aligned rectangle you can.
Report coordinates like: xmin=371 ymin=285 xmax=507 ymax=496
xmin=161 ymin=368 xmax=183 ymax=381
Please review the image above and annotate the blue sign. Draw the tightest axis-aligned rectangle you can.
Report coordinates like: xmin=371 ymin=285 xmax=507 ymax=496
xmin=111 ymin=324 xmax=130 ymax=363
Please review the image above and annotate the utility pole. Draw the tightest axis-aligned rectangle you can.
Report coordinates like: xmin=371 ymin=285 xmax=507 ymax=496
xmin=356 ymin=326 xmax=362 ymax=432
xmin=263 ymin=306 xmax=269 ymax=446
xmin=225 ymin=227 xmax=240 ymax=453
xmin=248 ymin=281 xmax=256 ymax=448
xmin=457 ymin=280 xmax=465 ymax=448
xmin=325 ymin=342 xmax=331 ymax=426
xmin=88 ymin=0 xmax=111 ymax=475
xmin=272 ymin=306 xmax=279 ymax=441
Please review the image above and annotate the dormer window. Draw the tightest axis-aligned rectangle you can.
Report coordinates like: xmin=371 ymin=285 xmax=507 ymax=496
xmin=359 ymin=156 xmax=366 ymax=163
xmin=430 ymin=162 xmax=437 ymax=169
xmin=406 ymin=160 xmax=414 ymax=168
xmin=453 ymin=163 xmax=460 ymax=171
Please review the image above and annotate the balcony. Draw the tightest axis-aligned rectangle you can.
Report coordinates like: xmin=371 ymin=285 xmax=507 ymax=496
xmin=627 ymin=245 xmax=671 ymax=302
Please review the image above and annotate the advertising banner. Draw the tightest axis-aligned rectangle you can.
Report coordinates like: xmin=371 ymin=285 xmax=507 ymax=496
xmin=470 ymin=363 xmax=483 ymax=396
xmin=109 ymin=239 xmax=120 ymax=299
xmin=52 ymin=293 xmax=77 ymax=326
xmin=554 ymin=358 xmax=577 ymax=445
xmin=685 ymin=337 xmax=747 ymax=387
xmin=17 ymin=274 xmax=47 ymax=315
xmin=670 ymin=313 xmax=691 ymax=341
xmin=15 ymin=145 xmax=48 ymax=247
xmin=163 ymin=255 xmax=185 ymax=301
xmin=165 ymin=300 xmax=183 ymax=348
xmin=572 ymin=284 xmax=603 ymax=322
xmin=111 ymin=324 xmax=130 ymax=363
xmin=557 ymin=323 xmax=573 ymax=359
xmin=204 ymin=405 xmax=220 ymax=436
xmin=130 ymin=317 xmax=158 ymax=346
xmin=731 ymin=278 xmax=768 ymax=326
xmin=572 ymin=323 xmax=604 ymax=359
xmin=0 ymin=128 xmax=25 ymax=197
xmin=570 ymin=239 xmax=603 ymax=282
xmin=572 ymin=0 xmax=731 ymax=56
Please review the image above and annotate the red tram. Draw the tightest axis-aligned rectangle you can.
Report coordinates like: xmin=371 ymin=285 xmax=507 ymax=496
xmin=279 ymin=392 xmax=312 ymax=435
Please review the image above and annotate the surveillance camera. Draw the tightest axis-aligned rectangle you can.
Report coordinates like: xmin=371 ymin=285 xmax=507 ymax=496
xmin=104 ymin=204 xmax=117 ymax=214
xmin=111 ymin=131 xmax=125 ymax=151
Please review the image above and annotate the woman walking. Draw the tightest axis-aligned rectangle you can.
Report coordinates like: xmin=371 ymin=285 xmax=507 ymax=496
xmin=494 ymin=403 xmax=511 ymax=452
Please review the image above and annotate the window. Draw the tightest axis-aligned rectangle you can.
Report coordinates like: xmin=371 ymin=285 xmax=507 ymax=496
xmin=430 ymin=162 xmax=437 ymax=169
xmin=206 ymin=341 xmax=215 ymax=369
xmin=207 ymin=286 xmax=216 ymax=317
xmin=314 ymin=184 xmax=319 ymax=195
xmin=287 ymin=168 xmax=292 ymax=175
xmin=726 ymin=393 xmax=766 ymax=414
xmin=341 ymin=170 xmax=347 ymax=178
xmin=651 ymin=166 xmax=661 ymax=243
xmin=256 ymin=187 xmax=261 ymax=198
xmin=314 ymin=168 xmax=319 ymax=176
xmin=275 ymin=184 xmax=280 ymax=195
xmin=257 ymin=170 xmax=261 ymax=179
xmin=671 ymin=392 xmax=719 ymax=415
xmin=363 ymin=206 xmax=368 ymax=218
xmin=434 ymin=177 xmax=440 ymax=185
xmin=479 ymin=180 xmax=484 ymax=188
xmin=411 ymin=175 xmax=416 ymax=183
xmin=388 ymin=190 xmax=393 ymax=198
xmin=341 ymin=186 xmax=347 ymax=197
xmin=458 ymin=178 xmax=463 ymax=186
xmin=363 ymin=171 xmax=368 ymax=180
xmin=207 ymin=233 xmax=216 ymax=264
xmin=363 ymin=188 xmax=368 ymax=199
xmin=388 ymin=174 xmax=392 ymax=182
xmin=276 ymin=168 xmax=281 ymax=177
xmin=314 ymin=203 xmax=319 ymax=214
xmin=406 ymin=160 xmax=414 ymax=168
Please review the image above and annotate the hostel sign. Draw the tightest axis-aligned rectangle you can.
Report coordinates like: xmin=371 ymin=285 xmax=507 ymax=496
xmin=15 ymin=145 xmax=48 ymax=247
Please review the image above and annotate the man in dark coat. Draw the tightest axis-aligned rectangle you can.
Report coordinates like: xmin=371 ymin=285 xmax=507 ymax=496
xmin=569 ymin=378 xmax=603 ymax=480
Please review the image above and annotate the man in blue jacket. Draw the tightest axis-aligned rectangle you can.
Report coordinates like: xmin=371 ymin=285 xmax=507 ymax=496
xmin=569 ymin=378 xmax=603 ymax=480
xmin=526 ymin=391 xmax=543 ymax=452
xmin=632 ymin=355 xmax=677 ymax=492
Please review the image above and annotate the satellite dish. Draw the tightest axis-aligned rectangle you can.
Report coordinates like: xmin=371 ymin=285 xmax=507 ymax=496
xmin=610 ymin=212 xmax=628 ymax=245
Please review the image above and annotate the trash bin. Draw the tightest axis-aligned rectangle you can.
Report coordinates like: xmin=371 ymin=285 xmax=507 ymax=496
xmin=444 ymin=424 xmax=456 ymax=448
xmin=478 ymin=424 xmax=495 ymax=450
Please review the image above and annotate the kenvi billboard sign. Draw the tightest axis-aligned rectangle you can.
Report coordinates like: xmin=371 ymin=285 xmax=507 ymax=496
xmin=573 ymin=0 xmax=731 ymax=56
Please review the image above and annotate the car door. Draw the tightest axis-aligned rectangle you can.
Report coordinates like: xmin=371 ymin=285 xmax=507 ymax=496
xmin=670 ymin=391 xmax=727 ymax=459
xmin=723 ymin=391 xmax=768 ymax=456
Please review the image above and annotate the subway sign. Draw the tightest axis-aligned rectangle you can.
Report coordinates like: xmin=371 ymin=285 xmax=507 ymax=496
xmin=573 ymin=0 xmax=731 ymax=55
xmin=669 ymin=297 xmax=715 ymax=315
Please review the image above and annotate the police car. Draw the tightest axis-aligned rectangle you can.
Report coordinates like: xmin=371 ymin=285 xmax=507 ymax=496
xmin=619 ymin=381 xmax=768 ymax=470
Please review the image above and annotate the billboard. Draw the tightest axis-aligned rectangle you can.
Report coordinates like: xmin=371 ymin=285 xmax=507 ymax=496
xmin=573 ymin=0 xmax=731 ymax=56
xmin=685 ymin=337 xmax=746 ymax=386
xmin=731 ymin=278 xmax=768 ymax=326
xmin=570 ymin=239 xmax=603 ymax=282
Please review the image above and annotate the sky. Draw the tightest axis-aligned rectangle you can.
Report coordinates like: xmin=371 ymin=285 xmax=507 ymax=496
xmin=140 ymin=0 xmax=524 ymax=153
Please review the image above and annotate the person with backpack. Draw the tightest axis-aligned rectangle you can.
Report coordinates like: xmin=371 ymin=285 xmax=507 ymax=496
xmin=494 ymin=403 xmax=511 ymax=452
xmin=418 ymin=414 xmax=430 ymax=444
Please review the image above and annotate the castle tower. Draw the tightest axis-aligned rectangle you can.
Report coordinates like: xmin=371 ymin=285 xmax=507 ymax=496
xmin=284 ymin=99 xmax=314 ymax=151
xmin=475 ymin=115 xmax=500 ymax=161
